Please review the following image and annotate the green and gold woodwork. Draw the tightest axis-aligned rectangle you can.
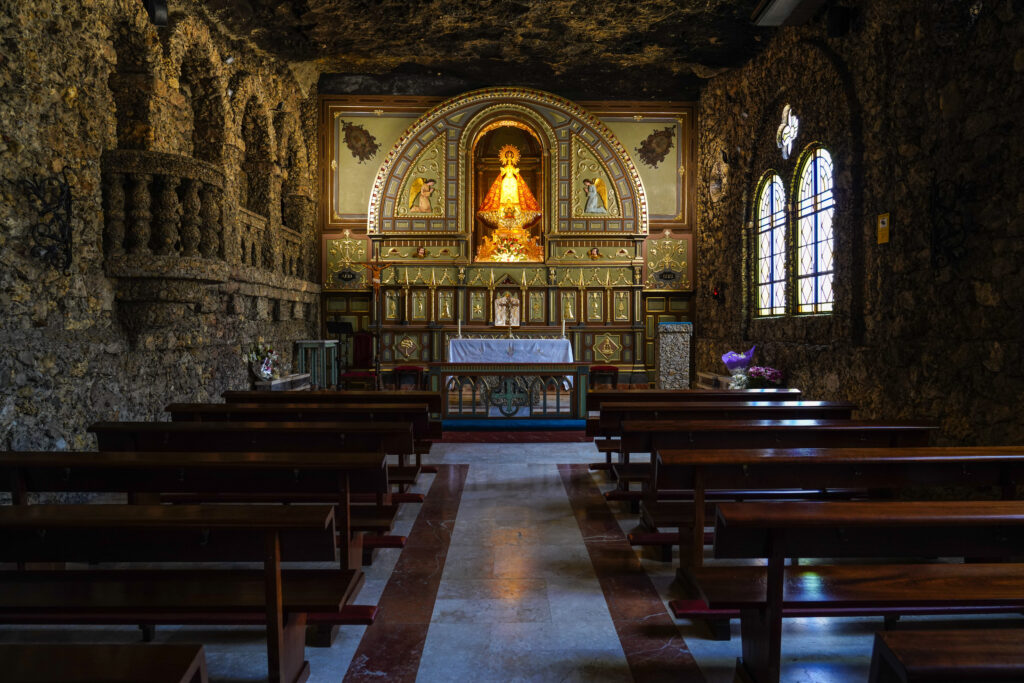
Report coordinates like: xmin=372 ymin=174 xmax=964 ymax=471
xmin=320 ymin=89 xmax=696 ymax=377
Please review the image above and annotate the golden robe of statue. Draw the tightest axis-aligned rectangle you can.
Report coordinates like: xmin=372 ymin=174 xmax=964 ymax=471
xmin=476 ymin=145 xmax=544 ymax=262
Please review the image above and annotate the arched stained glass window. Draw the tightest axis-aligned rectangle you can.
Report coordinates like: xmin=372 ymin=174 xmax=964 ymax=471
xmin=755 ymin=173 xmax=787 ymax=316
xmin=795 ymin=147 xmax=835 ymax=313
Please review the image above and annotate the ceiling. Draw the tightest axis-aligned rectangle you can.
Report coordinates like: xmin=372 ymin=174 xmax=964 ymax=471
xmin=202 ymin=0 xmax=773 ymax=100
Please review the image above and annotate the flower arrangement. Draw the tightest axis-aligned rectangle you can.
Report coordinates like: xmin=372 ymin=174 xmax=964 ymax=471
xmin=244 ymin=339 xmax=281 ymax=380
xmin=747 ymin=365 xmax=784 ymax=388
xmin=721 ymin=345 xmax=755 ymax=389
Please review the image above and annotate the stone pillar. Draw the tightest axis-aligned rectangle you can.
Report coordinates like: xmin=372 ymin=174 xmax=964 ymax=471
xmin=126 ymin=173 xmax=152 ymax=255
xmin=180 ymin=178 xmax=202 ymax=257
xmin=655 ymin=322 xmax=692 ymax=389
xmin=104 ymin=172 xmax=126 ymax=257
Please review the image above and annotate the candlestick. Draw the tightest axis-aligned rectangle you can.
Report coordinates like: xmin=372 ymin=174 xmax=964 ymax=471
xmin=457 ymin=317 xmax=461 ymax=338
xmin=561 ymin=318 xmax=565 ymax=338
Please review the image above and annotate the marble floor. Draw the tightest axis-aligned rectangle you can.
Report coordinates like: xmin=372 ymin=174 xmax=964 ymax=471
xmin=1 ymin=441 xmax=1017 ymax=681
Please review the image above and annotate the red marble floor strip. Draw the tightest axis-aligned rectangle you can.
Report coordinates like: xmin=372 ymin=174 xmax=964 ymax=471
xmin=558 ymin=463 xmax=705 ymax=683
xmin=440 ymin=430 xmax=590 ymax=443
xmin=343 ymin=464 xmax=469 ymax=683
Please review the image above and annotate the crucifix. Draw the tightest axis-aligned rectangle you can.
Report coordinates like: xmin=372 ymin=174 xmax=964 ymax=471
xmin=497 ymin=292 xmax=518 ymax=338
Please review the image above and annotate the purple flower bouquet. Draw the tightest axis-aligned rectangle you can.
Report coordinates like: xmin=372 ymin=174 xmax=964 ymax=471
xmin=747 ymin=365 xmax=784 ymax=388
xmin=721 ymin=345 xmax=756 ymax=389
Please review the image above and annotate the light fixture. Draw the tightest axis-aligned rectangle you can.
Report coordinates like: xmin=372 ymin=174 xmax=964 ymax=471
xmin=751 ymin=0 xmax=827 ymax=26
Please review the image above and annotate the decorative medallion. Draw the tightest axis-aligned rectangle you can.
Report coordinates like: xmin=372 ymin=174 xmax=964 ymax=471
xmin=339 ymin=119 xmax=380 ymax=163
xmin=593 ymin=334 xmax=622 ymax=363
xmin=397 ymin=335 xmax=418 ymax=358
xmin=776 ymin=105 xmax=799 ymax=160
xmin=645 ymin=229 xmax=692 ymax=291
xmin=708 ymin=150 xmax=730 ymax=204
xmin=325 ymin=230 xmax=368 ymax=290
xmin=636 ymin=125 xmax=675 ymax=168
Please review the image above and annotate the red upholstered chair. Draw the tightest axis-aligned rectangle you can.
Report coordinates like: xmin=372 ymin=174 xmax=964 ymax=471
xmin=589 ymin=365 xmax=619 ymax=390
xmin=351 ymin=332 xmax=374 ymax=369
xmin=339 ymin=370 xmax=377 ymax=390
xmin=389 ymin=365 xmax=426 ymax=390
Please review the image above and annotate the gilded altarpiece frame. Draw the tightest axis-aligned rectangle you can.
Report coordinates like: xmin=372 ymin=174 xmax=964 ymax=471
xmin=587 ymin=291 xmax=604 ymax=322
xmin=469 ymin=291 xmax=487 ymax=322
xmin=437 ymin=290 xmax=455 ymax=322
xmin=561 ymin=291 xmax=577 ymax=322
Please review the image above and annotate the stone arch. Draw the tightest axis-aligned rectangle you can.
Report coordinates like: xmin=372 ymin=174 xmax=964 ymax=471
xmin=162 ymin=16 xmax=228 ymax=164
xmin=735 ymin=37 xmax=863 ymax=340
xmin=107 ymin=5 xmax=160 ymax=150
xmin=277 ymin=109 xmax=315 ymax=279
xmin=368 ymin=87 xmax=648 ymax=237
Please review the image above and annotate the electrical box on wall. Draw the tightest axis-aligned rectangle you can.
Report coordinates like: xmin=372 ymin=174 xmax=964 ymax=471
xmin=877 ymin=213 xmax=890 ymax=244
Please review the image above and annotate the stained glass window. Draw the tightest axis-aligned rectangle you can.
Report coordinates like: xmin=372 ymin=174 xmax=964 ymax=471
xmin=755 ymin=173 xmax=787 ymax=316
xmin=795 ymin=147 xmax=834 ymax=313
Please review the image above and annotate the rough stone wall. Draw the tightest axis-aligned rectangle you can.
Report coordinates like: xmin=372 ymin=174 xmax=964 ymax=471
xmin=695 ymin=0 xmax=1024 ymax=444
xmin=0 ymin=0 xmax=320 ymax=450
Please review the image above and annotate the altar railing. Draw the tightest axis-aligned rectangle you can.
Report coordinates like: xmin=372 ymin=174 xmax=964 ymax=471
xmin=427 ymin=363 xmax=589 ymax=420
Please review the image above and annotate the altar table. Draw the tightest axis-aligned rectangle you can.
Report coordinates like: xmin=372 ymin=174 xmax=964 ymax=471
xmin=447 ymin=338 xmax=573 ymax=364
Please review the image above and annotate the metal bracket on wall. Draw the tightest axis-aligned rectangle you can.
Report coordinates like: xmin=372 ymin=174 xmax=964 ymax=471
xmin=21 ymin=170 xmax=72 ymax=275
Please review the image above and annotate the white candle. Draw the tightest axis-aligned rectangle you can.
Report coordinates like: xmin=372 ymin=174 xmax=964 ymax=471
xmin=561 ymin=318 xmax=565 ymax=338
xmin=457 ymin=317 xmax=461 ymax=337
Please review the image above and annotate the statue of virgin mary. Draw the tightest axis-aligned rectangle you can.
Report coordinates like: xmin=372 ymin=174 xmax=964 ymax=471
xmin=476 ymin=144 xmax=542 ymax=231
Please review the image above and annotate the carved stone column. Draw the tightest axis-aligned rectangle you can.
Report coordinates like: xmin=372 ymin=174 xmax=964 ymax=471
xmin=104 ymin=172 xmax=126 ymax=257
xmin=199 ymin=184 xmax=221 ymax=258
xmin=153 ymin=176 xmax=181 ymax=255
xmin=126 ymin=173 xmax=152 ymax=255
xmin=179 ymin=178 xmax=201 ymax=257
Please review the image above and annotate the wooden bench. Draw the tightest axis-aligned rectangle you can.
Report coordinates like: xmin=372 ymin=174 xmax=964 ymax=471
xmin=0 ymin=504 xmax=360 ymax=683
xmin=0 ymin=643 xmax=208 ymax=683
xmin=609 ymin=419 xmax=933 ymax=514
xmin=585 ymin=388 xmax=802 ymax=413
xmin=696 ymin=500 xmax=1024 ymax=683
xmin=220 ymin=390 xmax=444 ymax=471
xmin=658 ymin=445 xmax=1024 ymax=574
xmin=0 ymin=449 xmax=388 ymax=571
xmin=869 ymin=629 xmax=1024 ymax=682
xmin=168 ymin=401 xmax=441 ymax=472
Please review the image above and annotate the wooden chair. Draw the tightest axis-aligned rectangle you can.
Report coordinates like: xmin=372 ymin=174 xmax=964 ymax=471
xmin=589 ymin=365 xmax=619 ymax=389
xmin=389 ymin=365 xmax=426 ymax=390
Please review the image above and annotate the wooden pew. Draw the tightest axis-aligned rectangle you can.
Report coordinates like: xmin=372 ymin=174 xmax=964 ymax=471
xmin=698 ymin=500 xmax=1024 ymax=683
xmin=220 ymin=390 xmax=444 ymax=468
xmin=0 ymin=449 xmax=387 ymax=571
xmin=166 ymin=402 xmax=433 ymax=474
xmin=620 ymin=418 xmax=934 ymax=455
xmin=611 ymin=419 xmax=932 ymax=514
xmin=0 ymin=504 xmax=359 ymax=683
xmin=598 ymin=400 xmax=855 ymax=434
xmin=89 ymin=420 xmax=414 ymax=458
xmin=658 ymin=446 xmax=1024 ymax=575
xmin=585 ymin=387 xmax=803 ymax=413
xmin=869 ymin=629 xmax=1024 ymax=682
xmin=0 ymin=643 xmax=208 ymax=683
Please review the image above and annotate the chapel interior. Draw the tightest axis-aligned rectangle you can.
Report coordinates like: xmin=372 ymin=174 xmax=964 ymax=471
xmin=1 ymin=0 xmax=1023 ymax=681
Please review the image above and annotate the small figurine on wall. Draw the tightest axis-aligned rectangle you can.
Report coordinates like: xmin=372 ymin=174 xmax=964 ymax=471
xmin=408 ymin=178 xmax=437 ymax=213
xmin=414 ymin=245 xmax=428 ymax=258
xmin=587 ymin=247 xmax=602 ymax=260
xmin=582 ymin=178 xmax=608 ymax=214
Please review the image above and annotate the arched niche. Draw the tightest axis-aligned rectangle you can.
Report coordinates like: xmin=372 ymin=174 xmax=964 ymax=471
xmin=465 ymin=113 xmax=550 ymax=262
xmin=368 ymin=87 xmax=649 ymax=257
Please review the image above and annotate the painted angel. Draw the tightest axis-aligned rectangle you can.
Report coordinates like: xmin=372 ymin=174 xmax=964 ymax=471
xmin=583 ymin=178 xmax=608 ymax=214
xmin=408 ymin=177 xmax=436 ymax=213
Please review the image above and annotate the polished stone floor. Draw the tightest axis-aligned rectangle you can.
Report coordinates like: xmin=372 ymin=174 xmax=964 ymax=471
xmin=2 ymin=441 xmax=1014 ymax=681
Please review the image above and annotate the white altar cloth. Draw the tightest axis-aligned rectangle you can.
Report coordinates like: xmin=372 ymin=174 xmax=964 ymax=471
xmin=447 ymin=338 xmax=574 ymax=364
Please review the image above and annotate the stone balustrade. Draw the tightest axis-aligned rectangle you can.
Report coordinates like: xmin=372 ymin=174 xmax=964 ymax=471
xmin=102 ymin=150 xmax=225 ymax=261
xmin=281 ymin=226 xmax=302 ymax=279
xmin=238 ymin=206 xmax=271 ymax=269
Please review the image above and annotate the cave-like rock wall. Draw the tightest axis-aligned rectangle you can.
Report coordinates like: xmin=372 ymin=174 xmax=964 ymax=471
xmin=695 ymin=0 xmax=1024 ymax=444
xmin=0 ymin=0 xmax=320 ymax=450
